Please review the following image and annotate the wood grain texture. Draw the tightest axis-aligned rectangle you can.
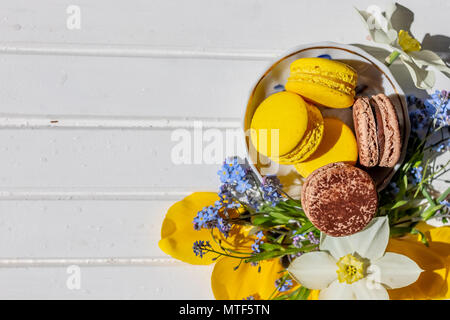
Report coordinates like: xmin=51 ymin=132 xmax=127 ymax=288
xmin=1 ymin=0 xmax=448 ymax=51
xmin=0 ymin=265 xmax=214 ymax=299
xmin=0 ymin=128 xmax=246 ymax=190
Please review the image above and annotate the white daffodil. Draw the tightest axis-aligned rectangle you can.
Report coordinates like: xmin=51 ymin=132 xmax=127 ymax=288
xmin=355 ymin=3 xmax=450 ymax=90
xmin=288 ymin=217 xmax=423 ymax=300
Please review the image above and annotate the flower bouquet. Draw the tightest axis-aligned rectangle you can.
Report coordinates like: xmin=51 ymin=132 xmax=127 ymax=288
xmin=159 ymin=4 xmax=449 ymax=300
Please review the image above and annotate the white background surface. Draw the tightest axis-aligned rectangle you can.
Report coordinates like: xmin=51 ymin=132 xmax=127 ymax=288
xmin=0 ymin=0 xmax=448 ymax=299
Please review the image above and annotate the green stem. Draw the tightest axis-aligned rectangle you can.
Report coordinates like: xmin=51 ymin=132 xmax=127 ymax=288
xmin=421 ymin=187 xmax=436 ymax=206
xmin=206 ymin=249 xmax=252 ymax=260
xmin=385 ymin=50 xmax=401 ymax=66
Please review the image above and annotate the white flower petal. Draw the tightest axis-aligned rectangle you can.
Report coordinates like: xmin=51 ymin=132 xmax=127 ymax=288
xmin=366 ymin=5 xmax=389 ymax=32
xmin=400 ymin=55 xmax=436 ymax=90
xmin=384 ymin=2 xmax=397 ymax=21
xmin=320 ymin=217 xmax=390 ymax=261
xmin=354 ymin=8 xmax=371 ymax=28
xmin=318 ymin=280 xmax=355 ymax=300
xmin=370 ymin=252 xmax=423 ymax=289
xmin=409 ymin=50 xmax=450 ymax=75
xmin=352 ymin=279 xmax=389 ymax=300
xmin=372 ymin=29 xmax=397 ymax=45
xmin=355 ymin=5 xmax=397 ymax=45
xmin=287 ymin=252 xmax=337 ymax=290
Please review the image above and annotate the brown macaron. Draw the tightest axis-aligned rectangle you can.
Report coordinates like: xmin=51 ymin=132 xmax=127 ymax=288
xmin=352 ymin=94 xmax=401 ymax=168
xmin=352 ymin=96 xmax=379 ymax=167
xmin=301 ymin=162 xmax=378 ymax=237
xmin=371 ymin=94 xmax=402 ymax=167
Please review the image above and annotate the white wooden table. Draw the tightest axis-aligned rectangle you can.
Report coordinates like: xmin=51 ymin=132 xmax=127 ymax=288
xmin=0 ymin=0 xmax=448 ymax=299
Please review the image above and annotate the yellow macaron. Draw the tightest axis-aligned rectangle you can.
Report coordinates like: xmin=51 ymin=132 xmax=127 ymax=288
xmin=275 ymin=102 xmax=324 ymax=164
xmin=250 ymin=91 xmax=309 ymax=158
xmin=295 ymin=117 xmax=358 ymax=177
xmin=285 ymin=58 xmax=357 ymax=109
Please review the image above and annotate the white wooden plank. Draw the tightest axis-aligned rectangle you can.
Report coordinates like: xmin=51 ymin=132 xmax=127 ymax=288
xmin=0 ymin=200 xmax=173 ymax=258
xmin=0 ymin=257 xmax=181 ymax=267
xmin=0 ymin=0 xmax=447 ymax=54
xmin=0 ymin=54 xmax=263 ymax=118
xmin=0 ymin=128 xmax=245 ymax=190
xmin=0 ymin=265 xmax=215 ymax=299
xmin=0 ymin=200 xmax=222 ymax=259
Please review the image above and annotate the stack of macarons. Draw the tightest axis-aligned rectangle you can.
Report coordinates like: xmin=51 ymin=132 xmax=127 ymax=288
xmin=248 ymin=57 xmax=404 ymax=237
xmin=352 ymin=93 xmax=402 ymax=168
xmin=250 ymin=57 xmax=359 ymax=176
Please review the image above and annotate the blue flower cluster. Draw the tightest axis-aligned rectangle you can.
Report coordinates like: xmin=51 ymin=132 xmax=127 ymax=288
xmin=307 ymin=232 xmax=320 ymax=245
xmin=292 ymin=230 xmax=320 ymax=249
xmin=193 ymin=157 xmax=284 ymax=246
xmin=409 ymin=166 xmax=423 ymax=186
xmin=387 ymin=182 xmax=400 ymax=196
xmin=193 ymin=204 xmax=232 ymax=237
xmin=261 ymin=175 xmax=284 ymax=207
xmin=216 ymin=157 xmax=283 ymax=210
xmin=217 ymin=157 xmax=253 ymax=204
xmin=408 ymin=91 xmax=449 ymax=153
xmin=192 ymin=240 xmax=212 ymax=258
xmin=275 ymin=278 xmax=293 ymax=292
xmin=408 ymin=95 xmax=431 ymax=134
xmin=193 ymin=158 xmax=253 ymax=237
xmin=217 ymin=157 xmax=249 ymax=187
xmin=424 ymin=90 xmax=449 ymax=129
xmin=251 ymin=231 xmax=264 ymax=253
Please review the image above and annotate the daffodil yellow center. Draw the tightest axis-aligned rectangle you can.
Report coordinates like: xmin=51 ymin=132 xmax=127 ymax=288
xmin=398 ymin=30 xmax=421 ymax=52
xmin=336 ymin=253 xmax=365 ymax=284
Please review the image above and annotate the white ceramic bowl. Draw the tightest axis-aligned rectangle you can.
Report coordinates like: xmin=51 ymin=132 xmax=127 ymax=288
xmin=242 ymin=41 xmax=410 ymax=195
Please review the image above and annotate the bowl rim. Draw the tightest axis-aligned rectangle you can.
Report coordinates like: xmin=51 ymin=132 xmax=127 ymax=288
xmin=240 ymin=41 xmax=410 ymax=191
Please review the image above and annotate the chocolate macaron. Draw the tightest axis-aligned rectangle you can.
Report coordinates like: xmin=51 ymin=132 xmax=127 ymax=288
xmin=352 ymin=94 xmax=401 ymax=168
xmin=352 ymin=96 xmax=378 ymax=167
xmin=301 ymin=162 xmax=378 ymax=237
xmin=371 ymin=94 xmax=402 ymax=167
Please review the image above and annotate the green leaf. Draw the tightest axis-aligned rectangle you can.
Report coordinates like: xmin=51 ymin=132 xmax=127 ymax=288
xmin=296 ymin=221 xmax=316 ymax=234
xmin=245 ymin=251 xmax=284 ymax=263
xmin=437 ymin=187 xmax=450 ymax=203
xmin=268 ymin=211 xmax=291 ymax=223
xmin=395 ymin=175 xmax=408 ymax=201
xmin=252 ymin=215 xmax=271 ymax=226
xmin=421 ymin=187 xmax=436 ymax=206
xmin=390 ymin=226 xmax=413 ymax=237
xmin=421 ymin=204 xmax=444 ymax=220
xmin=382 ymin=200 xmax=408 ymax=210
xmin=290 ymin=287 xmax=310 ymax=300
xmin=259 ymin=243 xmax=284 ymax=252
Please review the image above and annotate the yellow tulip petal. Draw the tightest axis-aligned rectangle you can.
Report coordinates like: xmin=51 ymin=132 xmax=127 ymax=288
xmin=212 ymin=257 xmax=284 ymax=300
xmin=308 ymin=289 xmax=320 ymax=300
xmin=398 ymin=30 xmax=421 ymax=52
xmin=386 ymin=225 xmax=450 ymax=300
xmin=159 ymin=192 xmax=219 ymax=265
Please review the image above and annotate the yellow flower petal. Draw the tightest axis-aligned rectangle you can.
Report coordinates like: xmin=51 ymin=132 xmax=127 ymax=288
xmin=386 ymin=225 xmax=450 ymax=300
xmin=158 ymin=192 xmax=219 ymax=265
xmin=398 ymin=30 xmax=421 ymax=52
xmin=211 ymin=257 xmax=284 ymax=300
xmin=308 ymin=289 xmax=320 ymax=300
